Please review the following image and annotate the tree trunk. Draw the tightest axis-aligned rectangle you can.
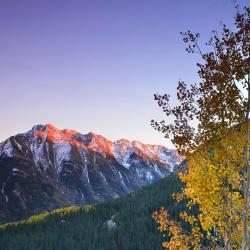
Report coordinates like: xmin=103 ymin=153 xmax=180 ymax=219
xmin=225 ymin=239 xmax=233 ymax=250
xmin=243 ymin=70 xmax=250 ymax=250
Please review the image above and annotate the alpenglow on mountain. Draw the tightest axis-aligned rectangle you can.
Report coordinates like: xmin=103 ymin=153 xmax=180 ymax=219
xmin=0 ymin=124 xmax=183 ymax=222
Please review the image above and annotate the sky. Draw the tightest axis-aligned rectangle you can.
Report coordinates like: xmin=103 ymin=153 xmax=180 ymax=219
xmin=0 ymin=0 xmax=249 ymax=148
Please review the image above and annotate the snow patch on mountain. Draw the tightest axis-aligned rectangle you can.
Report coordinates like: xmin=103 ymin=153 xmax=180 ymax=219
xmin=0 ymin=140 xmax=13 ymax=157
xmin=113 ymin=140 xmax=133 ymax=168
xmin=55 ymin=142 xmax=72 ymax=174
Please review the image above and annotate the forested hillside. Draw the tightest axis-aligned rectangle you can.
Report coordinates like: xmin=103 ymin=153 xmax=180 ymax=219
xmin=0 ymin=174 xmax=184 ymax=250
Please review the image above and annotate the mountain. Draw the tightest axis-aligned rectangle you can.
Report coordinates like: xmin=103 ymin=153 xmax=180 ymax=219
xmin=0 ymin=124 xmax=183 ymax=222
xmin=0 ymin=175 xmax=185 ymax=250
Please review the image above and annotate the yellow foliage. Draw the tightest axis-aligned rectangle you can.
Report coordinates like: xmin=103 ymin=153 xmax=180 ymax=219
xmin=153 ymin=128 xmax=246 ymax=249
xmin=179 ymin=128 xmax=245 ymax=248
xmin=152 ymin=207 xmax=199 ymax=249
xmin=0 ymin=205 xmax=83 ymax=231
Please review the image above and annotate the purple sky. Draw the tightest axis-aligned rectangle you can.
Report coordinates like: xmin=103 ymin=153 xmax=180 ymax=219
xmin=0 ymin=0 xmax=249 ymax=148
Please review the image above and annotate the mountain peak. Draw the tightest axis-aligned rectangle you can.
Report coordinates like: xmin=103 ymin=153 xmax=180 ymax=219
xmin=13 ymin=124 xmax=184 ymax=167
xmin=114 ymin=138 xmax=130 ymax=145
xmin=28 ymin=124 xmax=183 ymax=164
xmin=0 ymin=124 xmax=183 ymax=222
xmin=32 ymin=124 xmax=84 ymax=148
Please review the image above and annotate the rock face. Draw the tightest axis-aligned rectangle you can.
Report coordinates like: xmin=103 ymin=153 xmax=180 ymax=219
xmin=103 ymin=218 xmax=117 ymax=231
xmin=0 ymin=124 xmax=183 ymax=222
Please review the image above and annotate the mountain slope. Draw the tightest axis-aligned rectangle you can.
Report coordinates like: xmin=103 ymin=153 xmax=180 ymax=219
xmin=0 ymin=174 xmax=185 ymax=250
xmin=0 ymin=124 xmax=183 ymax=222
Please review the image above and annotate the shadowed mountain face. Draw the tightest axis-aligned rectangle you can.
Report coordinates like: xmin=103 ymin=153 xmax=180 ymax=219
xmin=0 ymin=124 xmax=183 ymax=222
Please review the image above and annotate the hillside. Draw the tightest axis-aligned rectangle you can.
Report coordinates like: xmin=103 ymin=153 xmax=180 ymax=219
xmin=0 ymin=174 xmax=184 ymax=250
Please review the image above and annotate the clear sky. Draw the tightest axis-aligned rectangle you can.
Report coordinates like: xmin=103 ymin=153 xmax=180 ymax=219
xmin=0 ymin=0 xmax=249 ymax=148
